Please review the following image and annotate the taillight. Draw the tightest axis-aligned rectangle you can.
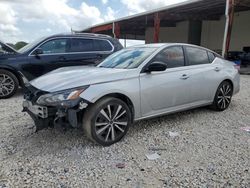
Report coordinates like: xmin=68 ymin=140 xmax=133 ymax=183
xmin=233 ymin=60 xmax=241 ymax=71
xmin=234 ymin=64 xmax=240 ymax=71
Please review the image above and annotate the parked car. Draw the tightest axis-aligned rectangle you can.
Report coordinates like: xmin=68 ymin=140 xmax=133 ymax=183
xmin=240 ymin=47 xmax=250 ymax=66
xmin=227 ymin=47 xmax=250 ymax=66
xmin=0 ymin=33 xmax=123 ymax=99
xmin=227 ymin=51 xmax=243 ymax=61
xmin=23 ymin=43 xmax=240 ymax=146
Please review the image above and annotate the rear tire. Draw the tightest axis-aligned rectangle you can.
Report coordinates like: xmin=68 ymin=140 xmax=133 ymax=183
xmin=0 ymin=69 xmax=19 ymax=99
xmin=83 ymin=97 xmax=132 ymax=146
xmin=210 ymin=81 xmax=233 ymax=111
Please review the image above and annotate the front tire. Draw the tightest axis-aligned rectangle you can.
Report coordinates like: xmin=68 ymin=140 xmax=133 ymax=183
xmin=211 ymin=81 xmax=233 ymax=111
xmin=0 ymin=69 xmax=19 ymax=99
xmin=83 ymin=97 xmax=132 ymax=146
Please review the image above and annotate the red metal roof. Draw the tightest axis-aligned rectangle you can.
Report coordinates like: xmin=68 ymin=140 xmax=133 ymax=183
xmin=79 ymin=0 xmax=250 ymax=40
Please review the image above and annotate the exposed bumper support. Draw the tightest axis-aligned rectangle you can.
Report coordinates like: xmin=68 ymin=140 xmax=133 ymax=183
xmin=23 ymin=100 xmax=89 ymax=131
xmin=23 ymin=109 xmax=54 ymax=131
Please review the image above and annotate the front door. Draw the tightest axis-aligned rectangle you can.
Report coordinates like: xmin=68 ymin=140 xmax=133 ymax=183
xmin=140 ymin=46 xmax=193 ymax=117
xmin=26 ymin=38 xmax=71 ymax=79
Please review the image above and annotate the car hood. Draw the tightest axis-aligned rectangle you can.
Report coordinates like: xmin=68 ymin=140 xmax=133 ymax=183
xmin=0 ymin=41 xmax=18 ymax=55
xmin=30 ymin=66 xmax=133 ymax=92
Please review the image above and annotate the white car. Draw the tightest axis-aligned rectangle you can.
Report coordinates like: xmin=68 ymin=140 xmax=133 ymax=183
xmin=23 ymin=43 xmax=240 ymax=146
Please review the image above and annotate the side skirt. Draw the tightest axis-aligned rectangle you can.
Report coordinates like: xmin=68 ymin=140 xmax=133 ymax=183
xmin=134 ymin=101 xmax=213 ymax=121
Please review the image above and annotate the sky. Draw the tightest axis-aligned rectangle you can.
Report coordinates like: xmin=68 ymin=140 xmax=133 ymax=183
xmin=0 ymin=0 xmax=187 ymax=46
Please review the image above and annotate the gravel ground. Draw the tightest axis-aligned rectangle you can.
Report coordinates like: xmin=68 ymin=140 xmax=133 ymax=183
xmin=0 ymin=76 xmax=249 ymax=188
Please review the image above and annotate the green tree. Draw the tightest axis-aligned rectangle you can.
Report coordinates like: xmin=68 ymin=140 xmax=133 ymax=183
xmin=14 ymin=41 xmax=28 ymax=50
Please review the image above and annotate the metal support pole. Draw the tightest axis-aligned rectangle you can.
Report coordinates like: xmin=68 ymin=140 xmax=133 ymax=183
xmin=112 ymin=22 xmax=120 ymax=39
xmin=124 ymin=34 xmax=127 ymax=48
xmin=112 ymin=22 xmax=115 ymax=38
xmin=222 ymin=0 xmax=235 ymax=58
xmin=154 ymin=13 xmax=161 ymax=43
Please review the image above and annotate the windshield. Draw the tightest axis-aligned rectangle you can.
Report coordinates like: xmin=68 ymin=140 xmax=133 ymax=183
xmin=98 ymin=47 xmax=157 ymax=69
xmin=18 ymin=36 xmax=47 ymax=53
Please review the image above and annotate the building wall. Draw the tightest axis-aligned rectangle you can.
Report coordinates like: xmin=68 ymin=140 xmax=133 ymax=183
xmin=201 ymin=10 xmax=250 ymax=51
xmin=145 ymin=10 xmax=250 ymax=51
xmin=200 ymin=18 xmax=225 ymax=52
xmin=145 ymin=21 xmax=189 ymax=43
xmin=230 ymin=10 xmax=250 ymax=51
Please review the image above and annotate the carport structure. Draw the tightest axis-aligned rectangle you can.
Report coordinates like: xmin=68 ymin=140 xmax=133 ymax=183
xmin=80 ymin=0 xmax=250 ymax=57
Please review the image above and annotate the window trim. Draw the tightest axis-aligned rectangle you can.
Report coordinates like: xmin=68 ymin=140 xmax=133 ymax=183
xmin=207 ymin=51 xmax=216 ymax=63
xmin=141 ymin=45 xmax=186 ymax=73
xmin=70 ymin=37 xmax=113 ymax=53
xmin=36 ymin=38 xmax=70 ymax=55
xmin=93 ymin=38 xmax=114 ymax=52
xmin=28 ymin=37 xmax=114 ymax=56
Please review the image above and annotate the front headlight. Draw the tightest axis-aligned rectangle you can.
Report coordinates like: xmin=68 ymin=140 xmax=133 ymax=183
xmin=37 ymin=86 xmax=89 ymax=106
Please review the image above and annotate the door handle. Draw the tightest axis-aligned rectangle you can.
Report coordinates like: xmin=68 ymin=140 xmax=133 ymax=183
xmin=97 ymin=54 xmax=103 ymax=59
xmin=180 ymin=74 xmax=190 ymax=80
xmin=214 ymin=67 xmax=221 ymax=72
xmin=58 ymin=56 xmax=66 ymax=61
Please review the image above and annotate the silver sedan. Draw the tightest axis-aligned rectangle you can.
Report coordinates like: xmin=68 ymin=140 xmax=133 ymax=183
xmin=23 ymin=43 xmax=240 ymax=146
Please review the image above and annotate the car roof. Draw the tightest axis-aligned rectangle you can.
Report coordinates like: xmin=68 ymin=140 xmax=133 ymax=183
xmin=130 ymin=43 xmax=208 ymax=49
xmin=46 ymin=32 xmax=112 ymax=39
xmin=128 ymin=43 xmax=222 ymax=56
xmin=130 ymin=43 xmax=167 ymax=48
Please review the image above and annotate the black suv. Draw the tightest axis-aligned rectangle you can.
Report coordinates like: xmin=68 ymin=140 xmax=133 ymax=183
xmin=0 ymin=33 xmax=123 ymax=99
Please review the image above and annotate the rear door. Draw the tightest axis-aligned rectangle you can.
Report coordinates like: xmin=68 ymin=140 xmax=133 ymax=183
xmin=66 ymin=38 xmax=114 ymax=66
xmin=93 ymin=39 xmax=114 ymax=63
xmin=184 ymin=46 xmax=220 ymax=102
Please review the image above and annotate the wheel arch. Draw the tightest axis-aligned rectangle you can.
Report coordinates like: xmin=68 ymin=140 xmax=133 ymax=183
xmin=94 ymin=93 xmax=135 ymax=121
xmin=0 ymin=66 xmax=22 ymax=86
xmin=222 ymin=79 xmax=234 ymax=92
xmin=214 ymin=79 xmax=234 ymax=97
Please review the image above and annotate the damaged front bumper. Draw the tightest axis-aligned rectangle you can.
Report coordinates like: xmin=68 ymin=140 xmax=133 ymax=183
xmin=22 ymin=99 xmax=89 ymax=131
xmin=22 ymin=85 xmax=90 ymax=131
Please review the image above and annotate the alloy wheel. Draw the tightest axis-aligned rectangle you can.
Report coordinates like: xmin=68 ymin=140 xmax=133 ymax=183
xmin=0 ymin=74 xmax=15 ymax=97
xmin=217 ymin=83 xmax=233 ymax=110
xmin=95 ymin=104 xmax=129 ymax=143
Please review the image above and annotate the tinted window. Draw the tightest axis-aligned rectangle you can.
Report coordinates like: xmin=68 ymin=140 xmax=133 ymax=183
xmin=153 ymin=46 xmax=185 ymax=68
xmin=94 ymin=40 xmax=113 ymax=51
xmin=70 ymin=38 xmax=94 ymax=52
xmin=208 ymin=51 xmax=215 ymax=63
xmin=40 ymin=39 xmax=68 ymax=54
xmin=186 ymin=47 xmax=210 ymax=65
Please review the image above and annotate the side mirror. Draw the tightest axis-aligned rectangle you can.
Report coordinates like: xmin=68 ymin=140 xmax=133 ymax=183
xmin=33 ymin=48 xmax=43 ymax=56
xmin=145 ymin=61 xmax=167 ymax=73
